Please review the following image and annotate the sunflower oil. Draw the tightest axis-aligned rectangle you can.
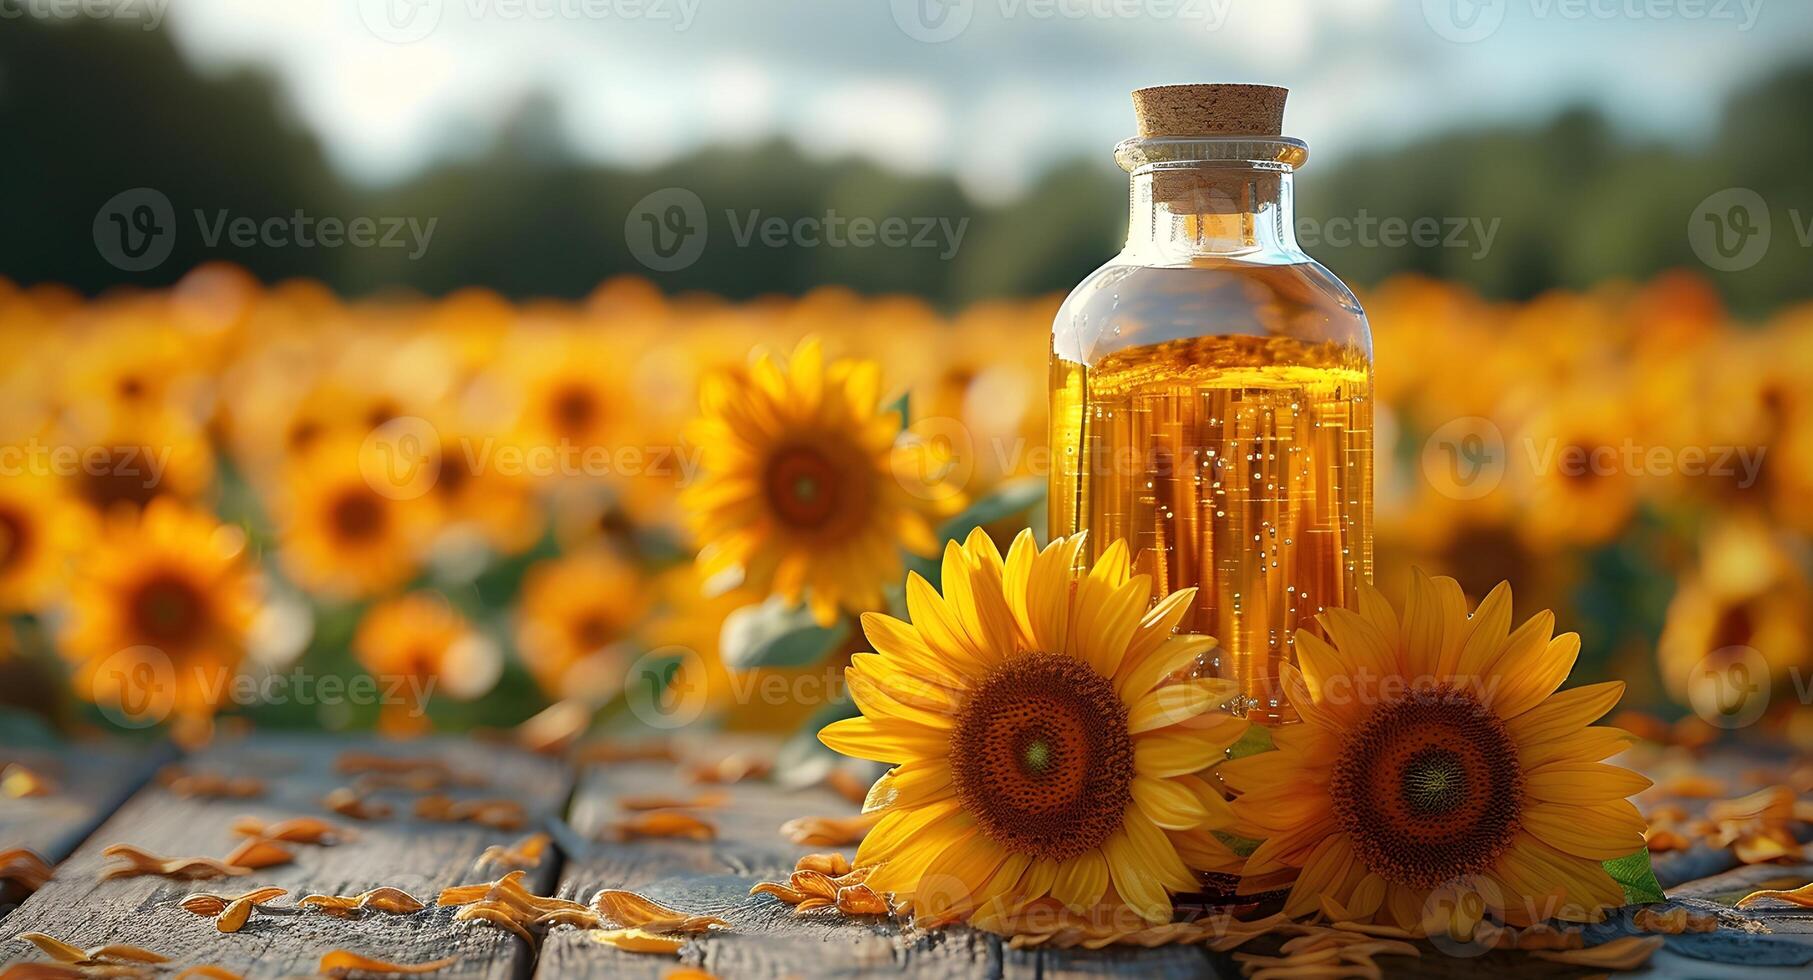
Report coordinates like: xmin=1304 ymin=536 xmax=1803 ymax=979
xmin=1050 ymin=86 xmax=1373 ymax=722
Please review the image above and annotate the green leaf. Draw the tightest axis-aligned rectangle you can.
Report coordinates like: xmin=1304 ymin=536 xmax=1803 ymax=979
xmin=937 ymin=476 xmax=1046 ymax=541
xmin=1226 ymin=723 xmax=1276 ymax=759
xmin=1602 ymin=848 xmax=1666 ymax=905
xmin=719 ymin=596 xmax=851 ymax=672
xmin=1212 ymin=830 xmax=1263 ymax=858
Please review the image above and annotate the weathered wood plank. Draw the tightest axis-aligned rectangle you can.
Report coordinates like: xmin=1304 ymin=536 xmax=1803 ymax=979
xmin=537 ymin=743 xmax=1004 ymax=978
xmin=1 ymin=740 xmax=170 ymax=913
xmin=0 ymin=741 xmax=169 ymax=861
xmin=0 ymin=733 xmax=570 ymax=978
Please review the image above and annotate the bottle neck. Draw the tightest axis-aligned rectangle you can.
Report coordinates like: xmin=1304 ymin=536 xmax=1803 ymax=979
xmin=1124 ymin=166 xmax=1300 ymax=262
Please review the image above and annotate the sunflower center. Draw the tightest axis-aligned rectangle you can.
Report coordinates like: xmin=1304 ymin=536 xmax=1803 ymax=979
xmin=948 ymin=652 xmax=1134 ymax=862
xmin=1710 ymin=601 xmax=1756 ymax=650
xmin=1330 ymin=686 xmax=1522 ymax=889
xmin=762 ymin=444 xmax=845 ymax=531
xmin=0 ymin=507 xmax=29 ymax=572
xmin=1561 ymin=442 xmax=1602 ymax=485
xmin=129 ymin=572 xmax=211 ymax=647
xmin=434 ymin=451 xmax=471 ymax=498
xmin=570 ymin=612 xmax=615 ymax=653
xmin=1401 ymin=748 xmax=1467 ymax=815
xmin=551 ymin=385 xmax=599 ymax=436
xmin=79 ymin=446 xmax=162 ymax=510
xmin=329 ymin=489 xmax=387 ymax=543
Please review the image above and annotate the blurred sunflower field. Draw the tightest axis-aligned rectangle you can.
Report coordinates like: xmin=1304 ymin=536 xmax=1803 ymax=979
xmin=1 ymin=263 xmax=1810 ymax=751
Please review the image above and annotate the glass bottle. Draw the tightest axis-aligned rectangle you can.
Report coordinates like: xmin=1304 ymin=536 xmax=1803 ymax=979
xmin=1048 ymin=85 xmax=1373 ymax=723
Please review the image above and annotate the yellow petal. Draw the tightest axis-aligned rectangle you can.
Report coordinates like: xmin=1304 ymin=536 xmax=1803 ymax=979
xmin=1355 ymin=585 xmax=1401 ymax=651
xmin=1520 ymin=800 xmax=1648 ymax=862
xmin=844 ymin=664 xmax=954 ymax=731
xmin=906 ymin=571 xmax=989 ymax=672
xmin=1284 ymin=833 xmax=1354 ymax=919
xmin=1449 ymin=581 xmax=1513 ymax=680
xmin=1127 ymin=679 xmax=1231 ymax=734
xmin=1116 ymin=634 xmax=1215 ymax=701
xmin=862 ymin=758 xmax=954 ymax=814
xmin=1050 ymin=850 xmax=1108 ymax=912
xmin=1505 ymin=681 xmax=1625 ymax=745
xmin=1133 ymin=731 xmax=1227 ymax=778
xmin=818 ymin=716 xmax=948 ymax=765
xmin=1124 ymin=587 xmax=1198 ymax=664
xmin=1130 ymin=775 xmax=1210 ymax=830
xmin=1489 ymin=633 xmax=1581 ymax=719
xmin=1524 ymin=762 xmax=1652 ymax=803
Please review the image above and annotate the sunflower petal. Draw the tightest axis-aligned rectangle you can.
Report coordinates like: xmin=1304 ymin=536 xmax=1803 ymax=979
xmin=1050 ymin=850 xmax=1109 ymax=913
xmin=1131 ymin=775 xmax=1210 ymax=830
xmin=1505 ymin=681 xmax=1625 ymax=745
xmin=1520 ymin=800 xmax=1648 ymax=862
xmin=819 ymin=716 xmax=948 ymax=764
xmin=1524 ymin=762 xmax=1652 ymax=803
xmin=1489 ymin=633 xmax=1581 ymax=719
xmin=1127 ymin=679 xmax=1232 ymax=734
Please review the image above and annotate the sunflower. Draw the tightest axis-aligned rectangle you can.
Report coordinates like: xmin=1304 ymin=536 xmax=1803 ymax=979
xmin=1657 ymin=517 xmax=1808 ymax=715
xmin=1509 ymin=389 xmax=1638 ymax=550
xmin=353 ymin=591 xmax=500 ymax=735
xmin=685 ymin=339 xmax=964 ymax=625
xmin=55 ymin=408 xmax=214 ymax=515
xmin=514 ymin=548 xmax=651 ymax=700
xmin=60 ymin=309 xmax=216 ymax=425
xmin=272 ymin=439 xmax=432 ymax=601
xmin=0 ymin=469 xmax=92 ymax=614
xmin=818 ymin=528 xmax=1247 ymax=925
xmin=1223 ymin=571 xmax=1649 ymax=938
xmin=58 ymin=499 xmax=258 ymax=736
xmin=502 ymin=328 xmax=629 ymax=468
xmin=426 ymin=427 xmax=544 ymax=557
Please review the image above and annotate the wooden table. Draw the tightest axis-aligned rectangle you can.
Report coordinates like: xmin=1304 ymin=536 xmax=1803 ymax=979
xmin=2 ymin=734 xmax=1812 ymax=978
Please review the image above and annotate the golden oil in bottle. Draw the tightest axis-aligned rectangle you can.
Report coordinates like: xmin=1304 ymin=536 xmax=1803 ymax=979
xmin=1049 ymin=85 xmax=1373 ymax=722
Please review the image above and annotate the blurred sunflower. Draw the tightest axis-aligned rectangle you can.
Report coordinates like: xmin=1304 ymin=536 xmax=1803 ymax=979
xmin=685 ymin=339 xmax=964 ymax=625
xmin=58 ymin=499 xmax=258 ymax=739
xmin=426 ymin=428 xmax=544 ymax=557
xmin=1657 ymin=517 xmax=1809 ymax=713
xmin=56 ymin=409 xmax=214 ymax=515
xmin=1509 ymin=390 xmax=1639 ymax=550
xmin=352 ymin=591 xmax=500 ymax=735
xmin=60 ymin=311 xmax=216 ymax=426
xmin=502 ymin=329 xmax=628 ymax=466
xmin=272 ymin=440 xmax=430 ymax=600
xmin=513 ymin=548 xmax=650 ymax=700
xmin=0 ymin=470 xmax=91 ymax=614
xmin=819 ymin=529 xmax=1245 ymax=925
xmin=1225 ymin=572 xmax=1648 ymax=937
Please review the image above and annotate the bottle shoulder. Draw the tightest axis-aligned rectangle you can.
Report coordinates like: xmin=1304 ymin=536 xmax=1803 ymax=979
xmin=1052 ymin=255 xmax=1370 ymax=366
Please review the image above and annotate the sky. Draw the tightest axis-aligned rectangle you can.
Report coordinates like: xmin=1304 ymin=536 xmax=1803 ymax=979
xmin=127 ymin=0 xmax=1811 ymax=202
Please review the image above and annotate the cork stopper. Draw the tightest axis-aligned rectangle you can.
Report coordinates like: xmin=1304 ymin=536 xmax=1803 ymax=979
xmin=1131 ymin=84 xmax=1287 ymax=138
